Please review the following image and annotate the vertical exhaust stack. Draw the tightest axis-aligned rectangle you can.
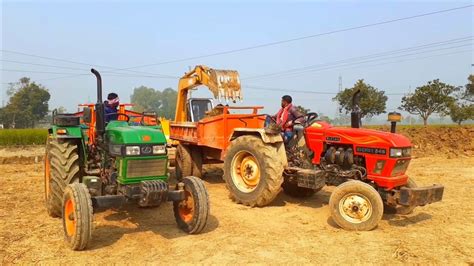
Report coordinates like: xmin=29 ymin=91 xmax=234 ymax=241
xmin=388 ymin=112 xmax=402 ymax=133
xmin=91 ymin=68 xmax=105 ymax=137
xmin=351 ymin=89 xmax=361 ymax=128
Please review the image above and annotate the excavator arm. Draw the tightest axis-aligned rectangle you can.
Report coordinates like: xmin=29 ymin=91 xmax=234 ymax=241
xmin=174 ymin=65 xmax=242 ymax=122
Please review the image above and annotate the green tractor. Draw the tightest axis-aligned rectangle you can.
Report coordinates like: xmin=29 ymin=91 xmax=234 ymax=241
xmin=44 ymin=69 xmax=209 ymax=250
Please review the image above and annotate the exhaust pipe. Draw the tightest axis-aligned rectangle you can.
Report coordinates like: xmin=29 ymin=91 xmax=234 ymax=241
xmin=388 ymin=112 xmax=402 ymax=133
xmin=91 ymin=68 xmax=105 ymax=137
xmin=351 ymin=89 xmax=361 ymax=128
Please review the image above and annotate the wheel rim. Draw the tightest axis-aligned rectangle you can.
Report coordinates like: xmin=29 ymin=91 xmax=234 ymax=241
xmin=338 ymin=193 xmax=373 ymax=224
xmin=231 ymin=151 xmax=261 ymax=193
xmin=44 ymin=155 xmax=51 ymax=198
xmin=64 ymin=198 xmax=76 ymax=236
xmin=178 ymin=190 xmax=194 ymax=223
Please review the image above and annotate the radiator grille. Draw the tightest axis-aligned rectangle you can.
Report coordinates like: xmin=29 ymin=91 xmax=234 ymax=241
xmin=126 ymin=159 xmax=167 ymax=178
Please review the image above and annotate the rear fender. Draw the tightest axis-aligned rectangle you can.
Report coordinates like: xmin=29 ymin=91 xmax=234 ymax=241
xmin=229 ymin=128 xmax=287 ymax=167
xmin=48 ymin=125 xmax=87 ymax=166
xmin=230 ymin=128 xmax=283 ymax=144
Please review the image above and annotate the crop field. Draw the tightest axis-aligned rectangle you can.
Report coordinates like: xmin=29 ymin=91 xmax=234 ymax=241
xmin=0 ymin=129 xmax=48 ymax=146
xmin=0 ymin=126 xmax=473 ymax=264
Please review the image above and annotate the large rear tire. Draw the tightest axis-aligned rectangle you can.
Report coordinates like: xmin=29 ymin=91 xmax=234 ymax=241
xmin=62 ymin=183 xmax=93 ymax=251
xmin=175 ymin=144 xmax=193 ymax=181
xmin=190 ymin=147 xmax=203 ymax=178
xmin=329 ymin=181 xmax=383 ymax=231
xmin=175 ymin=145 xmax=203 ymax=180
xmin=173 ymin=176 xmax=209 ymax=234
xmin=45 ymin=139 xmax=81 ymax=217
xmin=223 ymin=135 xmax=284 ymax=207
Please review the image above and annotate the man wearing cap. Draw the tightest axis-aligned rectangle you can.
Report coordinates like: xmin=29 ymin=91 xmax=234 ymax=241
xmin=105 ymin=92 xmax=120 ymax=122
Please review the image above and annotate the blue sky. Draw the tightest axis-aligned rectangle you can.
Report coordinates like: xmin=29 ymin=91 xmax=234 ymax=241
xmin=1 ymin=0 xmax=473 ymax=119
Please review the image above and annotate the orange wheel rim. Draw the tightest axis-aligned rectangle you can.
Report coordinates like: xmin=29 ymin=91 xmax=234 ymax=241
xmin=178 ymin=190 xmax=194 ymax=223
xmin=44 ymin=155 xmax=51 ymax=198
xmin=64 ymin=199 xmax=76 ymax=236
xmin=231 ymin=151 xmax=261 ymax=193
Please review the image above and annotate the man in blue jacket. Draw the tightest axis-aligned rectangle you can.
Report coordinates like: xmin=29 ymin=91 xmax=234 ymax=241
xmin=105 ymin=93 xmax=119 ymax=122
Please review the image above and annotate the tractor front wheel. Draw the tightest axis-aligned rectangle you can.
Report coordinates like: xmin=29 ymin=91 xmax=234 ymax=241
xmin=173 ymin=176 xmax=209 ymax=234
xmin=45 ymin=139 xmax=81 ymax=217
xmin=223 ymin=135 xmax=284 ymax=207
xmin=62 ymin=183 xmax=93 ymax=250
xmin=329 ymin=181 xmax=383 ymax=231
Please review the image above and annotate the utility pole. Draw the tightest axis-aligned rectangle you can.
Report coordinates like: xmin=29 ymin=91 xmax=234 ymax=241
xmin=335 ymin=75 xmax=342 ymax=117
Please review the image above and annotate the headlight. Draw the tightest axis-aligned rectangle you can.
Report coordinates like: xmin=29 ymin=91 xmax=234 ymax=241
xmin=402 ymin=148 xmax=411 ymax=157
xmin=390 ymin=148 xmax=411 ymax=158
xmin=126 ymin=146 xmax=140 ymax=156
xmin=109 ymin=144 xmax=123 ymax=156
xmin=390 ymin=148 xmax=403 ymax=157
xmin=153 ymin=145 xmax=167 ymax=155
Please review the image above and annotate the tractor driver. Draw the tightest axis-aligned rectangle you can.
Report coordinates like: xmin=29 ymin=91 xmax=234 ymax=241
xmin=273 ymin=95 xmax=304 ymax=143
xmin=105 ymin=92 xmax=119 ymax=122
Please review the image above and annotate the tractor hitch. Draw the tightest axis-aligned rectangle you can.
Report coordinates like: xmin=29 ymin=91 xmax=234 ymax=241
xmin=398 ymin=184 xmax=444 ymax=207
xmin=92 ymin=195 xmax=126 ymax=212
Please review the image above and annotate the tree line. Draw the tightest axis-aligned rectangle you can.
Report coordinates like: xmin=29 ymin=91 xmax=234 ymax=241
xmin=332 ymin=75 xmax=474 ymax=125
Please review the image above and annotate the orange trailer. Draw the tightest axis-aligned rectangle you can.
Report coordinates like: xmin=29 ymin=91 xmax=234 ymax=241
xmin=170 ymin=66 xmax=286 ymax=207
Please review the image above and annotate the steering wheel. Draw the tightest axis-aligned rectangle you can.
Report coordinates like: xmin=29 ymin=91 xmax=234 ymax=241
xmin=105 ymin=112 xmax=130 ymax=122
xmin=305 ymin=112 xmax=318 ymax=127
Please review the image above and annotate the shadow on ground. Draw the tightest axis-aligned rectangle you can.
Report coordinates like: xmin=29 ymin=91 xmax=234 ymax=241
xmin=88 ymin=204 xmax=219 ymax=250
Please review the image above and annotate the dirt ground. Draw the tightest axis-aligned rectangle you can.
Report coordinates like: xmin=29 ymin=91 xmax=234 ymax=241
xmin=1 ymin=153 xmax=473 ymax=264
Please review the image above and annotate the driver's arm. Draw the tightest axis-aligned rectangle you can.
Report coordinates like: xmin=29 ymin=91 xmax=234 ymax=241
xmin=288 ymin=106 xmax=305 ymax=126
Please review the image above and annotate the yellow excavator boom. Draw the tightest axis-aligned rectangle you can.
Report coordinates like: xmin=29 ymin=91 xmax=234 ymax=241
xmin=174 ymin=65 xmax=241 ymax=122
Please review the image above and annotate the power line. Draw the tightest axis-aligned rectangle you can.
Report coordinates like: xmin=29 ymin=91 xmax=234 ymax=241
xmin=245 ymin=84 xmax=406 ymax=96
xmin=0 ymin=59 xmax=89 ymax=72
xmin=1 ymin=6 xmax=470 ymax=84
xmin=243 ymin=45 xmax=473 ymax=81
xmin=0 ymin=50 xmax=178 ymax=78
xmin=0 ymin=70 xmax=177 ymax=85
xmin=242 ymin=37 xmax=473 ymax=81
xmin=244 ymin=49 xmax=472 ymax=95
xmin=103 ymin=5 xmax=473 ymax=71
xmin=260 ymin=48 xmax=473 ymax=81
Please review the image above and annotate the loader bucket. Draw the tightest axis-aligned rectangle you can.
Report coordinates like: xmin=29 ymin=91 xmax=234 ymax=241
xmin=208 ymin=69 xmax=242 ymax=102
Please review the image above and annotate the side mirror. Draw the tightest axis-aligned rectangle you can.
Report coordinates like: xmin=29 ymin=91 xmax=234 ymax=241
xmin=83 ymin=107 xmax=92 ymax=123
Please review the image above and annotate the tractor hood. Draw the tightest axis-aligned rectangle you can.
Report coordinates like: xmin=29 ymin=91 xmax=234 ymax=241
xmin=324 ymin=127 xmax=412 ymax=147
xmin=106 ymin=121 xmax=166 ymax=145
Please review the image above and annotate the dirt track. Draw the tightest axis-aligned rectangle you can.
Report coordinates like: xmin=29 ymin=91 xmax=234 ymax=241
xmin=1 ymin=155 xmax=473 ymax=264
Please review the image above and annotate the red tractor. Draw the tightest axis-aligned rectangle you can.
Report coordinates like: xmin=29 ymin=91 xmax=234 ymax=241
xmin=171 ymin=66 xmax=444 ymax=230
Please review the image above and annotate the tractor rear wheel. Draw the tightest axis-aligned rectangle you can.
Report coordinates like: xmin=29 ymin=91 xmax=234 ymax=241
xmin=175 ymin=144 xmax=203 ymax=180
xmin=173 ymin=176 xmax=209 ymax=234
xmin=191 ymin=147 xmax=203 ymax=178
xmin=385 ymin=178 xmax=418 ymax=215
xmin=45 ymin=139 xmax=81 ymax=217
xmin=62 ymin=183 xmax=93 ymax=251
xmin=282 ymin=181 xmax=322 ymax=198
xmin=223 ymin=135 xmax=284 ymax=207
xmin=329 ymin=181 xmax=383 ymax=231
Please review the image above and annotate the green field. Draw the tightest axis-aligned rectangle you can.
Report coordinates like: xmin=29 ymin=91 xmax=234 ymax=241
xmin=0 ymin=129 xmax=48 ymax=146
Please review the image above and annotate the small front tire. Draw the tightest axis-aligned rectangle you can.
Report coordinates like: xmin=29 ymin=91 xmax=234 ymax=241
xmin=62 ymin=183 xmax=93 ymax=251
xmin=329 ymin=181 xmax=383 ymax=231
xmin=173 ymin=176 xmax=209 ymax=234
